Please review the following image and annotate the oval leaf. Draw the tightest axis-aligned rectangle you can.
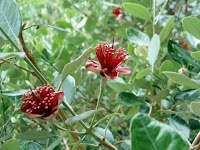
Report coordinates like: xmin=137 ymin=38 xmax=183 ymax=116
xmin=136 ymin=68 xmax=151 ymax=79
xmin=127 ymin=28 xmax=150 ymax=46
xmin=16 ymin=131 xmax=54 ymax=140
xmin=117 ymin=92 xmax=145 ymax=107
xmin=61 ymin=47 xmax=94 ymax=82
xmin=130 ymin=113 xmax=188 ymax=150
xmin=190 ymin=101 xmax=200 ymax=117
xmin=159 ymin=16 xmax=175 ymax=43
xmin=0 ymin=0 xmax=22 ymax=41
xmin=123 ymin=3 xmax=151 ymax=21
xmin=182 ymin=17 xmax=200 ymax=39
xmin=2 ymin=139 xmax=19 ymax=150
xmin=54 ymin=75 xmax=75 ymax=105
xmin=191 ymin=51 xmax=200 ymax=60
xmin=22 ymin=142 xmax=43 ymax=150
xmin=163 ymin=71 xmax=200 ymax=88
xmin=153 ymin=89 xmax=169 ymax=102
xmin=65 ymin=109 xmax=103 ymax=124
xmin=148 ymin=34 xmax=160 ymax=65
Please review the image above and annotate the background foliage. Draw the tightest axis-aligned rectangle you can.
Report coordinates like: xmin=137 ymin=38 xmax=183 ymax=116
xmin=1 ymin=0 xmax=200 ymax=150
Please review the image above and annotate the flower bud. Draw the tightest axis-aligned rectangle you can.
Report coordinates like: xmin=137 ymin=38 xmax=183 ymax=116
xmin=178 ymin=68 xmax=187 ymax=74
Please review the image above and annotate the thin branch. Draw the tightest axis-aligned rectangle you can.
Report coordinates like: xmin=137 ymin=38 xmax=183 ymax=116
xmin=58 ymin=109 xmax=86 ymax=150
xmin=0 ymin=59 xmax=35 ymax=76
xmin=19 ymin=22 xmax=42 ymax=73
xmin=191 ymin=131 xmax=200 ymax=149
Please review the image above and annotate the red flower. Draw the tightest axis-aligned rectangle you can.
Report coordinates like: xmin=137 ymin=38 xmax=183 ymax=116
xmin=86 ymin=43 xmax=131 ymax=79
xmin=179 ymin=39 xmax=190 ymax=50
xmin=20 ymin=84 xmax=64 ymax=120
xmin=112 ymin=6 xmax=123 ymax=20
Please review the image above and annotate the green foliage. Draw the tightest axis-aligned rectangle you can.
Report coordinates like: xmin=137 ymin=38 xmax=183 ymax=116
xmin=130 ymin=113 xmax=188 ymax=150
xmin=1 ymin=0 xmax=200 ymax=149
xmin=0 ymin=0 xmax=22 ymax=41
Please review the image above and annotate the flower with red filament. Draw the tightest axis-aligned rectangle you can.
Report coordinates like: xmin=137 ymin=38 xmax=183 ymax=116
xmin=179 ymin=39 xmax=190 ymax=50
xmin=112 ymin=6 xmax=123 ymax=20
xmin=86 ymin=43 xmax=131 ymax=79
xmin=20 ymin=84 xmax=64 ymax=120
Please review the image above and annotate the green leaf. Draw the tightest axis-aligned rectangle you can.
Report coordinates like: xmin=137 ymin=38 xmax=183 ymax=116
xmin=123 ymin=0 xmax=151 ymax=7
xmin=121 ymin=140 xmax=131 ymax=150
xmin=126 ymin=28 xmax=150 ymax=46
xmin=174 ymin=89 xmax=200 ymax=101
xmin=85 ymin=13 xmax=97 ymax=33
xmin=191 ymin=51 xmax=200 ymax=60
xmin=46 ymin=133 xmax=67 ymax=150
xmin=35 ymin=41 xmax=43 ymax=52
xmin=169 ymin=115 xmax=190 ymax=140
xmin=168 ymin=40 xmax=200 ymax=69
xmin=94 ymin=113 xmax=121 ymax=126
xmin=182 ymin=17 xmax=200 ymax=39
xmin=94 ymin=127 xmax=114 ymax=144
xmin=1 ymin=89 xmax=29 ymax=97
xmin=153 ymin=89 xmax=169 ymax=102
xmin=128 ymin=43 xmax=140 ymax=63
xmin=160 ymin=60 xmax=176 ymax=72
xmin=159 ymin=16 xmax=175 ymax=43
xmin=148 ymin=34 xmax=160 ymax=65
xmin=0 ymin=52 xmax=25 ymax=59
xmin=54 ymin=75 xmax=75 ymax=105
xmin=163 ymin=71 xmax=200 ymax=88
xmin=0 ymin=134 xmax=13 ymax=142
xmin=117 ymin=92 xmax=145 ymax=107
xmin=0 ymin=0 xmax=22 ymax=41
xmin=2 ymin=139 xmax=19 ymax=150
xmin=22 ymin=142 xmax=43 ymax=150
xmin=107 ymin=77 xmax=133 ymax=92
xmin=133 ymin=78 xmax=150 ymax=89
xmin=61 ymin=47 xmax=94 ymax=82
xmin=136 ymin=68 xmax=151 ymax=79
xmin=48 ymin=25 xmax=69 ymax=33
xmin=190 ymin=101 xmax=200 ymax=117
xmin=123 ymin=3 xmax=151 ymax=21
xmin=16 ymin=131 xmax=54 ymax=140
xmin=65 ymin=109 xmax=103 ymax=124
xmin=124 ymin=106 xmax=140 ymax=120
xmin=130 ymin=113 xmax=188 ymax=150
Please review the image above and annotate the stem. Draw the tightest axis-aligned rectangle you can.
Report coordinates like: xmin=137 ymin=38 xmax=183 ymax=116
xmin=0 ymin=59 xmax=35 ymax=75
xmin=128 ymin=63 xmax=139 ymax=83
xmin=90 ymin=77 xmax=107 ymax=128
xmin=191 ymin=131 xmax=200 ymax=149
xmin=62 ymin=101 xmax=117 ymax=150
xmin=0 ymin=26 xmax=117 ymax=150
xmin=152 ymin=0 xmax=156 ymax=35
xmin=0 ymin=27 xmax=48 ymax=85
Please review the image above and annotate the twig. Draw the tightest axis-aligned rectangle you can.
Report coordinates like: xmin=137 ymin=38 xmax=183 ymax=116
xmin=0 ymin=59 xmax=35 ymax=76
xmin=19 ymin=22 xmax=41 ymax=73
xmin=149 ymin=103 xmax=154 ymax=116
xmin=54 ymin=118 xmax=70 ymax=150
xmin=195 ymin=142 xmax=200 ymax=150
xmin=58 ymin=109 xmax=86 ymax=150
xmin=0 ymin=56 xmax=16 ymax=64
xmin=191 ymin=131 xmax=200 ymax=149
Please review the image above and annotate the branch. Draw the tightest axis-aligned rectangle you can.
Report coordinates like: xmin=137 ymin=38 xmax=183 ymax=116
xmin=0 ymin=58 xmax=36 ymax=76
xmin=191 ymin=131 xmax=200 ymax=149
xmin=19 ymin=22 xmax=41 ymax=73
xmin=58 ymin=109 xmax=86 ymax=150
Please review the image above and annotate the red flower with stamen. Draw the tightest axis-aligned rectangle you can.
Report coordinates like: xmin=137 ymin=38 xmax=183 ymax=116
xmin=112 ymin=6 xmax=123 ymax=20
xmin=20 ymin=83 xmax=64 ymax=120
xmin=86 ymin=43 xmax=131 ymax=79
